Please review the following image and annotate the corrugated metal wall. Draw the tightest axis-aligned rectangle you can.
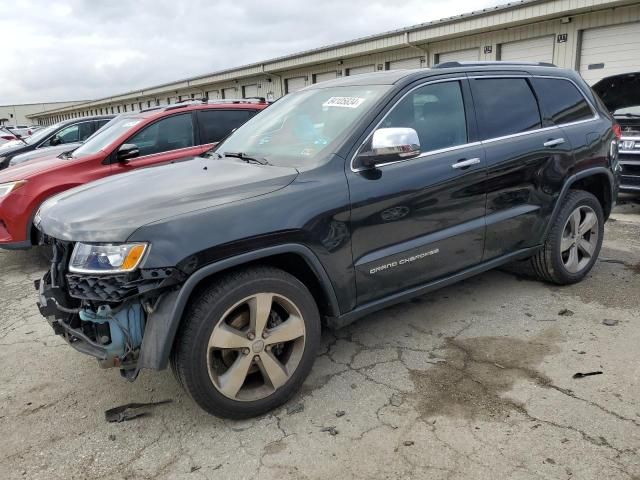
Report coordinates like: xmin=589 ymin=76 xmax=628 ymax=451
xmin=32 ymin=0 xmax=640 ymax=124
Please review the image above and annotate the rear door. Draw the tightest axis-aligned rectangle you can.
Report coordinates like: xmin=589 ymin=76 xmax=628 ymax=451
xmin=348 ymin=78 xmax=487 ymax=304
xmin=469 ymin=75 xmax=574 ymax=260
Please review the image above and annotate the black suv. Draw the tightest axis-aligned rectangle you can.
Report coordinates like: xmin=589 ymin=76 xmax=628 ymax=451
xmin=35 ymin=63 xmax=620 ymax=419
xmin=0 ymin=115 xmax=114 ymax=169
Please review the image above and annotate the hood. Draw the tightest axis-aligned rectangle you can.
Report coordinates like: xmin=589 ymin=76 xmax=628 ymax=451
xmin=0 ymin=153 xmax=70 ymax=182
xmin=9 ymin=143 xmax=81 ymax=167
xmin=0 ymin=140 xmax=25 ymax=151
xmin=36 ymin=156 xmax=299 ymax=242
xmin=592 ymin=72 xmax=640 ymax=113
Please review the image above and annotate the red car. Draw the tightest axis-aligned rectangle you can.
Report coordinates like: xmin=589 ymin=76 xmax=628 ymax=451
xmin=0 ymin=100 xmax=268 ymax=249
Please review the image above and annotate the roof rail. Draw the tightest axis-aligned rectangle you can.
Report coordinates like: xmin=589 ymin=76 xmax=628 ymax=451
xmin=433 ymin=60 xmax=557 ymax=69
xmin=139 ymin=105 xmax=164 ymax=113
xmin=205 ymin=97 xmax=268 ymax=104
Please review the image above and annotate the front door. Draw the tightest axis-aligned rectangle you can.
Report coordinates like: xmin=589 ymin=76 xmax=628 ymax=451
xmin=348 ymin=79 xmax=487 ymax=304
xmin=111 ymin=113 xmax=207 ymax=173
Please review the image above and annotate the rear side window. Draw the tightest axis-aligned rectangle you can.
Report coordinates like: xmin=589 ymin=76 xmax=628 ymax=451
xmin=470 ymin=78 xmax=541 ymax=139
xmin=532 ymin=78 xmax=594 ymax=125
xmin=198 ymin=109 xmax=255 ymax=144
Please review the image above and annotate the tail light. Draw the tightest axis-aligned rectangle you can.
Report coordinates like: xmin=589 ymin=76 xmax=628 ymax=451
xmin=613 ymin=123 xmax=622 ymax=140
xmin=1 ymin=135 xmax=16 ymax=141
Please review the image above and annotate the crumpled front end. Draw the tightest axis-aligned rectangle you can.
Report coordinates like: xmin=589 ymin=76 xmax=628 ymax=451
xmin=36 ymin=239 xmax=184 ymax=378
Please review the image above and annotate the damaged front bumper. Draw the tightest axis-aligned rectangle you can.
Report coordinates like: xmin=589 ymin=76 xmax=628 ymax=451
xmin=36 ymin=240 xmax=186 ymax=379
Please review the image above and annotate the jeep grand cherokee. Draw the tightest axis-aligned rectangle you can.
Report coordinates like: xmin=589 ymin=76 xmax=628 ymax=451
xmin=35 ymin=63 xmax=620 ymax=418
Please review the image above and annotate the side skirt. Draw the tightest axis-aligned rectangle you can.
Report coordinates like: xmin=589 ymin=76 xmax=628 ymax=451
xmin=326 ymin=246 xmax=540 ymax=329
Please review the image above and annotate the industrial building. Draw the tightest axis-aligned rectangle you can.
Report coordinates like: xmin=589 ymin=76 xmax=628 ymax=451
xmin=0 ymin=101 xmax=85 ymax=126
xmin=29 ymin=0 xmax=640 ymax=125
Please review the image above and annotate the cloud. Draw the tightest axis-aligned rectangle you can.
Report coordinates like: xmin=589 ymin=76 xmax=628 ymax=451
xmin=0 ymin=0 xmax=504 ymax=104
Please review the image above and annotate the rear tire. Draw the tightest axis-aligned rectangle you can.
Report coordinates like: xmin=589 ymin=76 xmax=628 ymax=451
xmin=530 ymin=190 xmax=604 ymax=285
xmin=171 ymin=266 xmax=321 ymax=419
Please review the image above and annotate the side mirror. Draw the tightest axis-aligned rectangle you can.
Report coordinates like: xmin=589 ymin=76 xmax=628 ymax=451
xmin=50 ymin=135 xmax=61 ymax=146
xmin=117 ymin=143 xmax=140 ymax=162
xmin=356 ymin=128 xmax=421 ymax=169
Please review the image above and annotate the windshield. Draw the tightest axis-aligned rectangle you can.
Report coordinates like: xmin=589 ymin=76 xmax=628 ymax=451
xmin=72 ymin=116 xmax=142 ymax=158
xmin=216 ymin=85 xmax=391 ymax=168
xmin=25 ymin=124 xmax=59 ymax=144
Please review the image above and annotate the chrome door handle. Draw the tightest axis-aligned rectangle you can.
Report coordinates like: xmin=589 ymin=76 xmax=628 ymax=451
xmin=451 ymin=158 xmax=480 ymax=169
xmin=543 ymin=138 xmax=565 ymax=147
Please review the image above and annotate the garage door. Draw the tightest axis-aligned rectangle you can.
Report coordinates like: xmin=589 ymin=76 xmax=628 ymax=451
xmin=243 ymin=84 xmax=258 ymax=98
xmin=347 ymin=64 xmax=375 ymax=76
xmin=222 ymin=87 xmax=238 ymax=99
xmin=437 ymin=48 xmax=479 ymax=64
xmin=314 ymin=71 xmax=337 ymax=83
xmin=207 ymin=90 xmax=220 ymax=100
xmin=286 ymin=76 xmax=307 ymax=93
xmin=388 ymin=57 xmax=422 ymax=70
xmin=579 ymin=22 xmax=640 ymax=85
xmin=500 ymin=36 xmax=554 ymax=63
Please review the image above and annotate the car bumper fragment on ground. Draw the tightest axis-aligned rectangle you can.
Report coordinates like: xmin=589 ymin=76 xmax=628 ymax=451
xmin=0 ymin=199 xmax=639 ymax=480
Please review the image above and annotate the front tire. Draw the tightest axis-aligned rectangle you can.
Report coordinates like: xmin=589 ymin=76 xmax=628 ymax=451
xmin=171 ymin=266 xmax=321 ymax=419
xmin=530 ymin=190 xmax=604 ymax=285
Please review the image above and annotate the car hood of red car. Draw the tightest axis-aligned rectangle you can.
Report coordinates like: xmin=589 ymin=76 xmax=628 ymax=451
xmin=0 ymin=153 xmax=76 ymax=182
xmin=36 ymin=156 xmax=299 ymax=242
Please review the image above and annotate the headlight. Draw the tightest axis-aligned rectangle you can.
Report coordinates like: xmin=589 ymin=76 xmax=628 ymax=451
xmin=0 ymin=180 xmax=27 ymax=197
xmin=69 ymin=242 xmax=149 ymax=274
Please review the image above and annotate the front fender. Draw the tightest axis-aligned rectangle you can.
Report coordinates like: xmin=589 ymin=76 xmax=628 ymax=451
xmin=135 ymin=243 xmax=340 ymax=372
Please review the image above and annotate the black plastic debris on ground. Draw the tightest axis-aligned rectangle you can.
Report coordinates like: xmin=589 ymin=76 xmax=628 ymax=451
xmin=105 ymin=399 xmax=173 ymax=423
xmin=573 ymin=371 xmax=603 ymax=379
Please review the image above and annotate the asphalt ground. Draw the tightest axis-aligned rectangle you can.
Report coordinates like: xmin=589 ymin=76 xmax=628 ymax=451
xmin=1 ymin=196 xmax=639 ymax=480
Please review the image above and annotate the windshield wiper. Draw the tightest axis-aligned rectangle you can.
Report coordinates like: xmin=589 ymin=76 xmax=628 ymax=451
xmin=223 ymin=152 xmax=271 ymax=165
xmin=201 ymin=150 xmax=222 ymax=159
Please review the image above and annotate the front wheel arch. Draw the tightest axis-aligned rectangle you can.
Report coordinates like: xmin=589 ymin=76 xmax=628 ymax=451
xmin=136 ymin=244 xmax=340 ymax=372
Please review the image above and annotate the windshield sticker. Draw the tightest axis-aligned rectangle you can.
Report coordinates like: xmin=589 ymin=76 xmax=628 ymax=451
xmin=322 ymin=97 xmax=365 ymax=109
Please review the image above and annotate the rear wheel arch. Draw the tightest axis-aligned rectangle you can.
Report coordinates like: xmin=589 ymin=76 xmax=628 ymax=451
xmin=547 ymin=168 xmax=614 ymax=237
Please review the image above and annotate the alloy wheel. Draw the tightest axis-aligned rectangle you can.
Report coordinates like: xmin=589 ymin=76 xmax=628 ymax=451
xmin=560 ymin=205 xmax=599 ymax=274
xmin=206 ymin=293 xmax=306 ymax=401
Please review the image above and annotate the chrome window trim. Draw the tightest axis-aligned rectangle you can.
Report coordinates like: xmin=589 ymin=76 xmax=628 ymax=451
xmin=350 ymin=73 xmax=602 ymax=173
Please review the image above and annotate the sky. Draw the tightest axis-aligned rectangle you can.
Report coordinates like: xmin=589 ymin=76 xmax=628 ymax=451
xmin=1 ymin=0 xmax=505 ymax=104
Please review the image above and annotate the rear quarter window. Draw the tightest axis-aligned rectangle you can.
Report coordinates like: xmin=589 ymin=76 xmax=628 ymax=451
xmin=470 ymin=78 xmax=542 ymax=140
xmin=532 ymin=77 xmax=594 ymax=125
xmin=197 ymin=109 xmax=256 ymax=144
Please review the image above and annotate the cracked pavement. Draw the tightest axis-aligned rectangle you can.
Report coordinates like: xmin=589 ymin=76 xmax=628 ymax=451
xmin=1 ymin=197 xmax=639 ymax=480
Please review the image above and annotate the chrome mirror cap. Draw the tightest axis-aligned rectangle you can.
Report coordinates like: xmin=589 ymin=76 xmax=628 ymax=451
xmin=356 ymin=127 xmax=421 ymax=169
xmin=371 ymin=127 xmax=421 ymax=158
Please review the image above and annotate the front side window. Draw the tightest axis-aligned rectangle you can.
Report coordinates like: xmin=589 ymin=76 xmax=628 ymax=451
xmin=217 ymin=85 xmax=391 ymax=168
xmin=471 ymin=78 xmax=541 ymax=139
xmin=532 ymin=78 xmax=594 ymax=125
xmin=380 ymin=81 xmax=467 ymax=152
xmin=198 ymin=109 xmax=255 ymax=144
xmin=49 ymin=123 xmax=93 ymax=145
xmin=126 ymin=113 xmax=194 ymax=157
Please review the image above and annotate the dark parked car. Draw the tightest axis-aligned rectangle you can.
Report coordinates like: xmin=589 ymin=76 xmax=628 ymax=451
xmin=36 ymin=63 xmax=620 ymax=419
xmin=592 ymin=72 xmax=640 ymax=193
xmin=0 ymin=115 xmax=114 ymax=170
xmin=8 ymin=117 xmax=119 ymax=167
